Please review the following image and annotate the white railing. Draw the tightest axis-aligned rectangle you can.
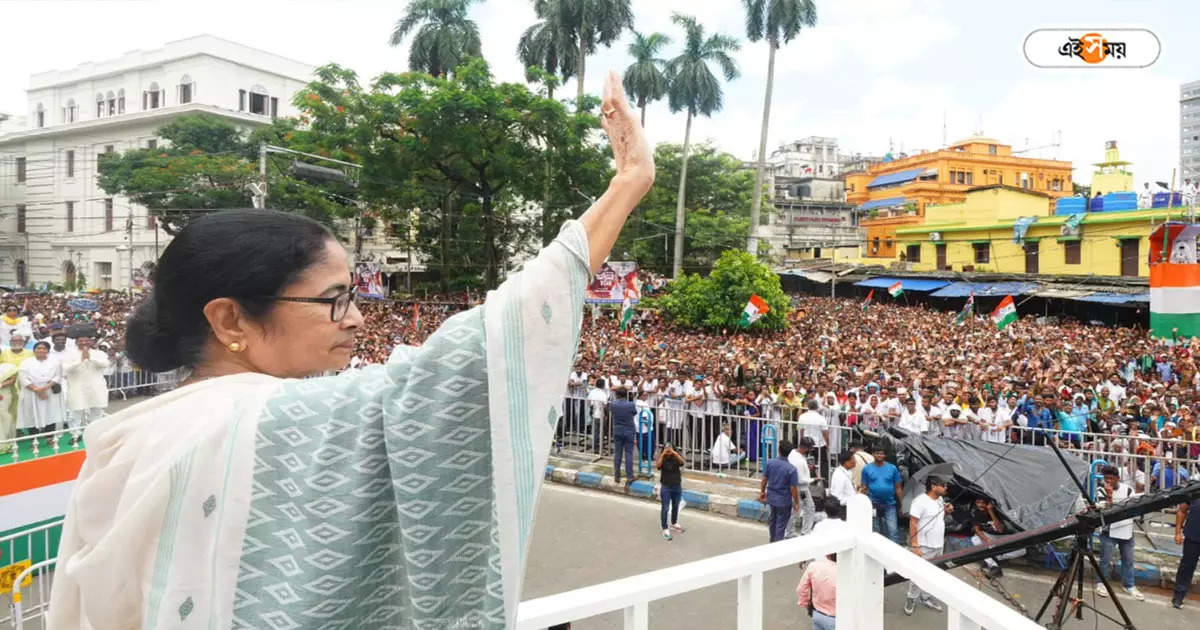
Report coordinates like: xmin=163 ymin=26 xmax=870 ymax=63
xmin=105 ymin=367 xmax=182 ymax=399
xmin=0 ymin=427 xmax=81 ymax=464
xmin=9 ymin=560 xmax=54 ymax=630
xmin=0 ymin=521 xmax=62 ymax=630
xmin=516 ymin=495 xmax=1039 ymax=630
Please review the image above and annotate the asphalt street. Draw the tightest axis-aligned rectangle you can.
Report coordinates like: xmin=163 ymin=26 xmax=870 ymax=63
xmin=523 ymin=484 xmax=1195 ymax=629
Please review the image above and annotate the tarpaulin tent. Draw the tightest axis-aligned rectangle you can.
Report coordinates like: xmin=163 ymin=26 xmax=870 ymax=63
xmin=876 ymin=431 xmax=1089 ymax=533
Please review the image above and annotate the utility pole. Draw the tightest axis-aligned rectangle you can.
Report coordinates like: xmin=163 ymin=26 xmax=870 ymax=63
xmin=258 ymin=142 xmax=268 ymax=208
xmin=124 ymin=212 xmax=134 ymax=296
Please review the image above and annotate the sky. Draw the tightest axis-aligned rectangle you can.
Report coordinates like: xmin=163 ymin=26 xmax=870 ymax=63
xmin=1 ymin=0 xmax=1196 ymax=187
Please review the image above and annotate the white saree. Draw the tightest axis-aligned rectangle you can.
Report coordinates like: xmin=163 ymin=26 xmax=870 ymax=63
xmin=48 ymin=221 xmax=591 ymax=630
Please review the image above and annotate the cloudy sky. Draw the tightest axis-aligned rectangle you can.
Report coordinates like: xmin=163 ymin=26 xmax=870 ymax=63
xmin=1 ymin=0 xmax=1194 ymax=186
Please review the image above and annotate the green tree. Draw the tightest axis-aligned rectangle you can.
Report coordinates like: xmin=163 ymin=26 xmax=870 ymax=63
xmin=614 ymin=142 xmax=761 ymax=274
xmin=622 ymin=30 xmax=672 ymax=127
xmin=296 ymin=58 xmax=608 ymax=289
xmin=665 ymin=13 xmax=741 ymax=278
xmin=97 ymin=115 xmax=356 ymax=236
xmin=389 ymin=0 xmax=483 ymax=77
xmin=656 ymin=249 xmax=789 ymax=330
xmin=742 ymin=0 xmax=817 ymax=254
xmin=534 ymin=0 xmax=634 ymax=112
xmin=517 ymin=3 xmax=578 ymax=100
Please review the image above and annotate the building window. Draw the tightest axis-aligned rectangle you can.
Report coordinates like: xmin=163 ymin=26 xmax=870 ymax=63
xmin=973 ymin=242 xmax=990 ymax=263
xmin=147 ymin=139 xmax=157 ymax=150
xmin=15 ymin=260 xmax=27 ymax=287
xmin=107 ymin=91 xmax=116 ymax=116
xmin=117 ymin=89 xmax=125 ymax=114
xmin=238 ymin=89 xmax=247 ymax=111
xmin=99 ymin=145 xmax=114 ymax=173
xmin=16 ymin=205 xmax=26 ymax=233
xmin=35 ymin=103 xmax=45 ymax=128
xmin=16 ymin=157 xmax=26 ymax=183
xmin=1064 ymin=241 xmax=1081 ymax=264
xmin=66 ymin=150 xmax=75 ymax=178
xmin=96 ymin=93 xmax=104 ymax=117
xmin=906 ymin=244 xmax=921 ymax=262
xmin=104 ymin=198 xmax=114 ymax=232
xmin=966 ymin=171 xmax=973 ymax=185
xmin=96 ymin=261 xmax=112 ymax=290
xmin=64 ymin=99 xmax=77 ymax=123
xmin=145 ymin=82 xmax=162 ymax=109
xmin=988 ymin=144 xmax=997 ymax=155
xmin=66 ymin=201 xmax=74 ymax=232
xmin=872 ymin=237 xmax=880 ymax=253
xmin=178 ymin=75 xmax=194 ymax=104
xmin=146 ymin=210 xmax=157 ymax=230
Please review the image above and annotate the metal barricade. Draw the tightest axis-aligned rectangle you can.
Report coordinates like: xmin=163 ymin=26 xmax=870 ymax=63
xmin=106 ymin=367 xmax=182 ymax=400
xmin=9 ymin=560 xmax=54 ymax=630
xmin=0 ymin=521 xmax=62 ymax=630
xmin=636 ymin=410 xmax=655 ymax=476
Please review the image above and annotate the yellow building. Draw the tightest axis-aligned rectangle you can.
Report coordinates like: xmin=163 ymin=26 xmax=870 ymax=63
xmin=1090 ymin=140 xmax=1134 ymax=196
xmin=849 ymin=137 xmax=1074 ymax=259
xmin=894 ymin=185 xmax=1175 ymax=278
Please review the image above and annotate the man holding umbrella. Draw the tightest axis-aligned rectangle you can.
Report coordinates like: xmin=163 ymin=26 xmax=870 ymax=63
xmin=61 ymin=326 xmax=109 ymax=447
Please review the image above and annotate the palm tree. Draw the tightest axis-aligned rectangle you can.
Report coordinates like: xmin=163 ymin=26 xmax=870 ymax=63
xmin=389 ymin=0 xmax=483 ymax=77
xmin=666 ymin=13 xmax=740 ymax=278
xmin=517 ymin=2 xmax=578 ymax=100
xmin=535 ymin=0 xmax=634 ymax=112
xmin=742 ymin=0 xmax=817 ymax=254
xmin=622 ymin=31 xmax=672 ymax=128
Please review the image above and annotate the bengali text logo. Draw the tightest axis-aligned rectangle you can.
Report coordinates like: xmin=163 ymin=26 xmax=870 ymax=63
xmin=1024 ymin=28 xmax=1159 ymax=68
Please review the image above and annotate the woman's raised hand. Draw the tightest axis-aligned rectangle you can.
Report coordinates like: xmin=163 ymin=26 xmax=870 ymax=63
xmin=599 ymin=70 xmax=654 ymax=193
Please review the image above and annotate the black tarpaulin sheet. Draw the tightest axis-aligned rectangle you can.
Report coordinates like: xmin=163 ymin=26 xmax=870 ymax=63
xmin=889 ymin=434 xmax=1089 ymax=532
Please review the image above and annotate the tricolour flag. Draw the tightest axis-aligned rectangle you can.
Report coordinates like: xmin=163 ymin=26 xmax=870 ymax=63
xmin=990 ymin=295 xmax=1017 ymax=331
xmin=738 ymin=294 xmax=769 ymax=327
xmin=862 ymin=289 xmax=874 ymax=310
xmin=0 ymin=448 xmax=86 ymax=571
xmin=888 ymin=281 xmax=903 ymax=297
xmin=954 ymin=293 xmax=974 ymax=326
xmin=619 ymin=295 xmax=635 ymax=333
xmin=1149 ymin=263 xmax=1200 ymax=340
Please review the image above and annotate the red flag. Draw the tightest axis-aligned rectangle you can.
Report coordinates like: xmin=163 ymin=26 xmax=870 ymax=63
xmin=861 ymin=289 xmax=874 ymax=311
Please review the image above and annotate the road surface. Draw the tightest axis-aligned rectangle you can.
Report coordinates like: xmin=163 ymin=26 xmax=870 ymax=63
xmin=523 ymin=484 xmax=1193 ymax=629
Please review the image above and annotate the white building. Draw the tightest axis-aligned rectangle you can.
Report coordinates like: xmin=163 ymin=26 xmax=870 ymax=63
xmin=766 ymin=136 xmax=841 ymax=178
xmin=0 ymin=35 xmax=316 ymax=290
xmin=1182 ymin=80 xmax=1200 ymax=182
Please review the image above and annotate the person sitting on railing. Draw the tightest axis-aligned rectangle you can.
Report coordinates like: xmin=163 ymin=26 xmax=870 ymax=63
xmin=711 ymin=423 xmax=746 ymax=472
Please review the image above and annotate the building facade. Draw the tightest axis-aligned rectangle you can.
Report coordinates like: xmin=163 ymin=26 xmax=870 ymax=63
xmin=766 ymin=174 xmax=858 ymax=263
xmin=1182 ymin=80 xmax=1200 ymax=183
xmin=765 ymin=136 xmax=841 ymax=178
xmin=0 ymin=35 xmax=316 ymax=289
xmin=849 ymin=137 xmax=1074 ymax=259
xmin=893 ymin=185 xmax=1171 ymax=278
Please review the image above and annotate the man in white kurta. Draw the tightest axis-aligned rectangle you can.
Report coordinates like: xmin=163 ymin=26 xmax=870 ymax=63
xmin=62 ymin=336 xmax=109 ymax=443
xmin=49 ymin=220 xmax=592 ymax=630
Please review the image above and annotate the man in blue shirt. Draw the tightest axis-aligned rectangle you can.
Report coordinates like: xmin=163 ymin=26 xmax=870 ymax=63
xmin=759 ymin=439 xmax=799 ymax=543
xmin=610 ymin=391 xmax=638 ymax=487
xmin=860 ymin=446 xmax=904 ymax=544
xmin=1026 ymin=396 xmax=1055 ymax=446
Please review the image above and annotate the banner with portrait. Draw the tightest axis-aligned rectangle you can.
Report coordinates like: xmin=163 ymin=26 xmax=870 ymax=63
xmin=585 ymin=261 xmax=640 ymax=304
xmin=355 ymin=262 xmax=386 ymax=299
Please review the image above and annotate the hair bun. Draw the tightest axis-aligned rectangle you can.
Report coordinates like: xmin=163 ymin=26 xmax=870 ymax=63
xmin=124 ymin=296 xmax=183 ymax=372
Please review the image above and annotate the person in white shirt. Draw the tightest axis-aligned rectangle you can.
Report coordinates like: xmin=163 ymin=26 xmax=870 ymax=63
xmin=797 ymin=399 xmax=830 ymax=480
xmin=978 ymin=397 xmax=1012 ymax=443
xmin=587 ymin=377 xmax=610 ymax=452
xmin=898 ymin=398 xmax=929 ymax=434
xmin=785 ymin=438 xmax=818 ymax=537
xmin=61 ymin=334 xmax=110 ymax=446
xmin=1105 ymin=376 xmax=1127 ymax=405
xmin=829 ymin=450 xmax=858 ymax=505
xmin=665 ymin=374 xmax=686 ymax=449
xmin=906 ymin=477 xmax=952 ymax=615
xmin=685 ymin=376 xmax=706 ymax=450
xmin=710 ymin=423 xmax=745 ymax=470
xmin=1138 ymin=182 xmax=1152 ymax=209
xmin=878 ymin=387 xmax=902 ymax=424
xmin=567 ymin=368 xmax=589 ymax=436
xmin=1096 ymin=466 xmax=1145 ymax=600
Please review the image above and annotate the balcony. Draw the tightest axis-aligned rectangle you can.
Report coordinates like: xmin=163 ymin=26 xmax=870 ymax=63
xmin=516 ymin=495 xmax=1038 ymax=630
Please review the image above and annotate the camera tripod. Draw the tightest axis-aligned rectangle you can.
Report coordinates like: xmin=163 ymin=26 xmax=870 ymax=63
xmin=1033 ymin=528 xmax=1135 ymax=630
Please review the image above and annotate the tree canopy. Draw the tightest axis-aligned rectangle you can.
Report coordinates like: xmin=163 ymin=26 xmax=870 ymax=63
xmin=654 ymin=249 xmax=789 ymax=330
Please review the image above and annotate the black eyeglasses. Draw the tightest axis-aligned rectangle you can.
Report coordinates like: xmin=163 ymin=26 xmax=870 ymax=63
xmin=263 ymin=287 xmax=357 ymax=322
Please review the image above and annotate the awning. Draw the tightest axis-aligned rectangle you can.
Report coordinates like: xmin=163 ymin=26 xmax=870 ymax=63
xmin=854 ymin=277 xmax=951 ymax=292
xmin=859 ymin=196 xmax=907 ymax=211
xmin=1033 ymin=288 xmax=1094 ymax=299
xmin=867 ymin=167 xmax=926 ymax=189
xmin=923 ymin=168 xmax=938 ymax=177
xmin=1075 ymin=292 xmax=1150 ymax=304
xmin=930 ymin=281 xmax=1040 ymax=298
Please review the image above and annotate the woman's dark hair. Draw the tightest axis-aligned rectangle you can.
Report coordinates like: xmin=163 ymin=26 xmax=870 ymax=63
xmin=126 ymin=210 xmax=335 ymax=372
xmin=33 ymin=341 xmax=50 ymax=351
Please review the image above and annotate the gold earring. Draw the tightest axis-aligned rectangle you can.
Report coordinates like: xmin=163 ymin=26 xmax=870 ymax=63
xmin=228 ymin=342 xmax=242 ymax=353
